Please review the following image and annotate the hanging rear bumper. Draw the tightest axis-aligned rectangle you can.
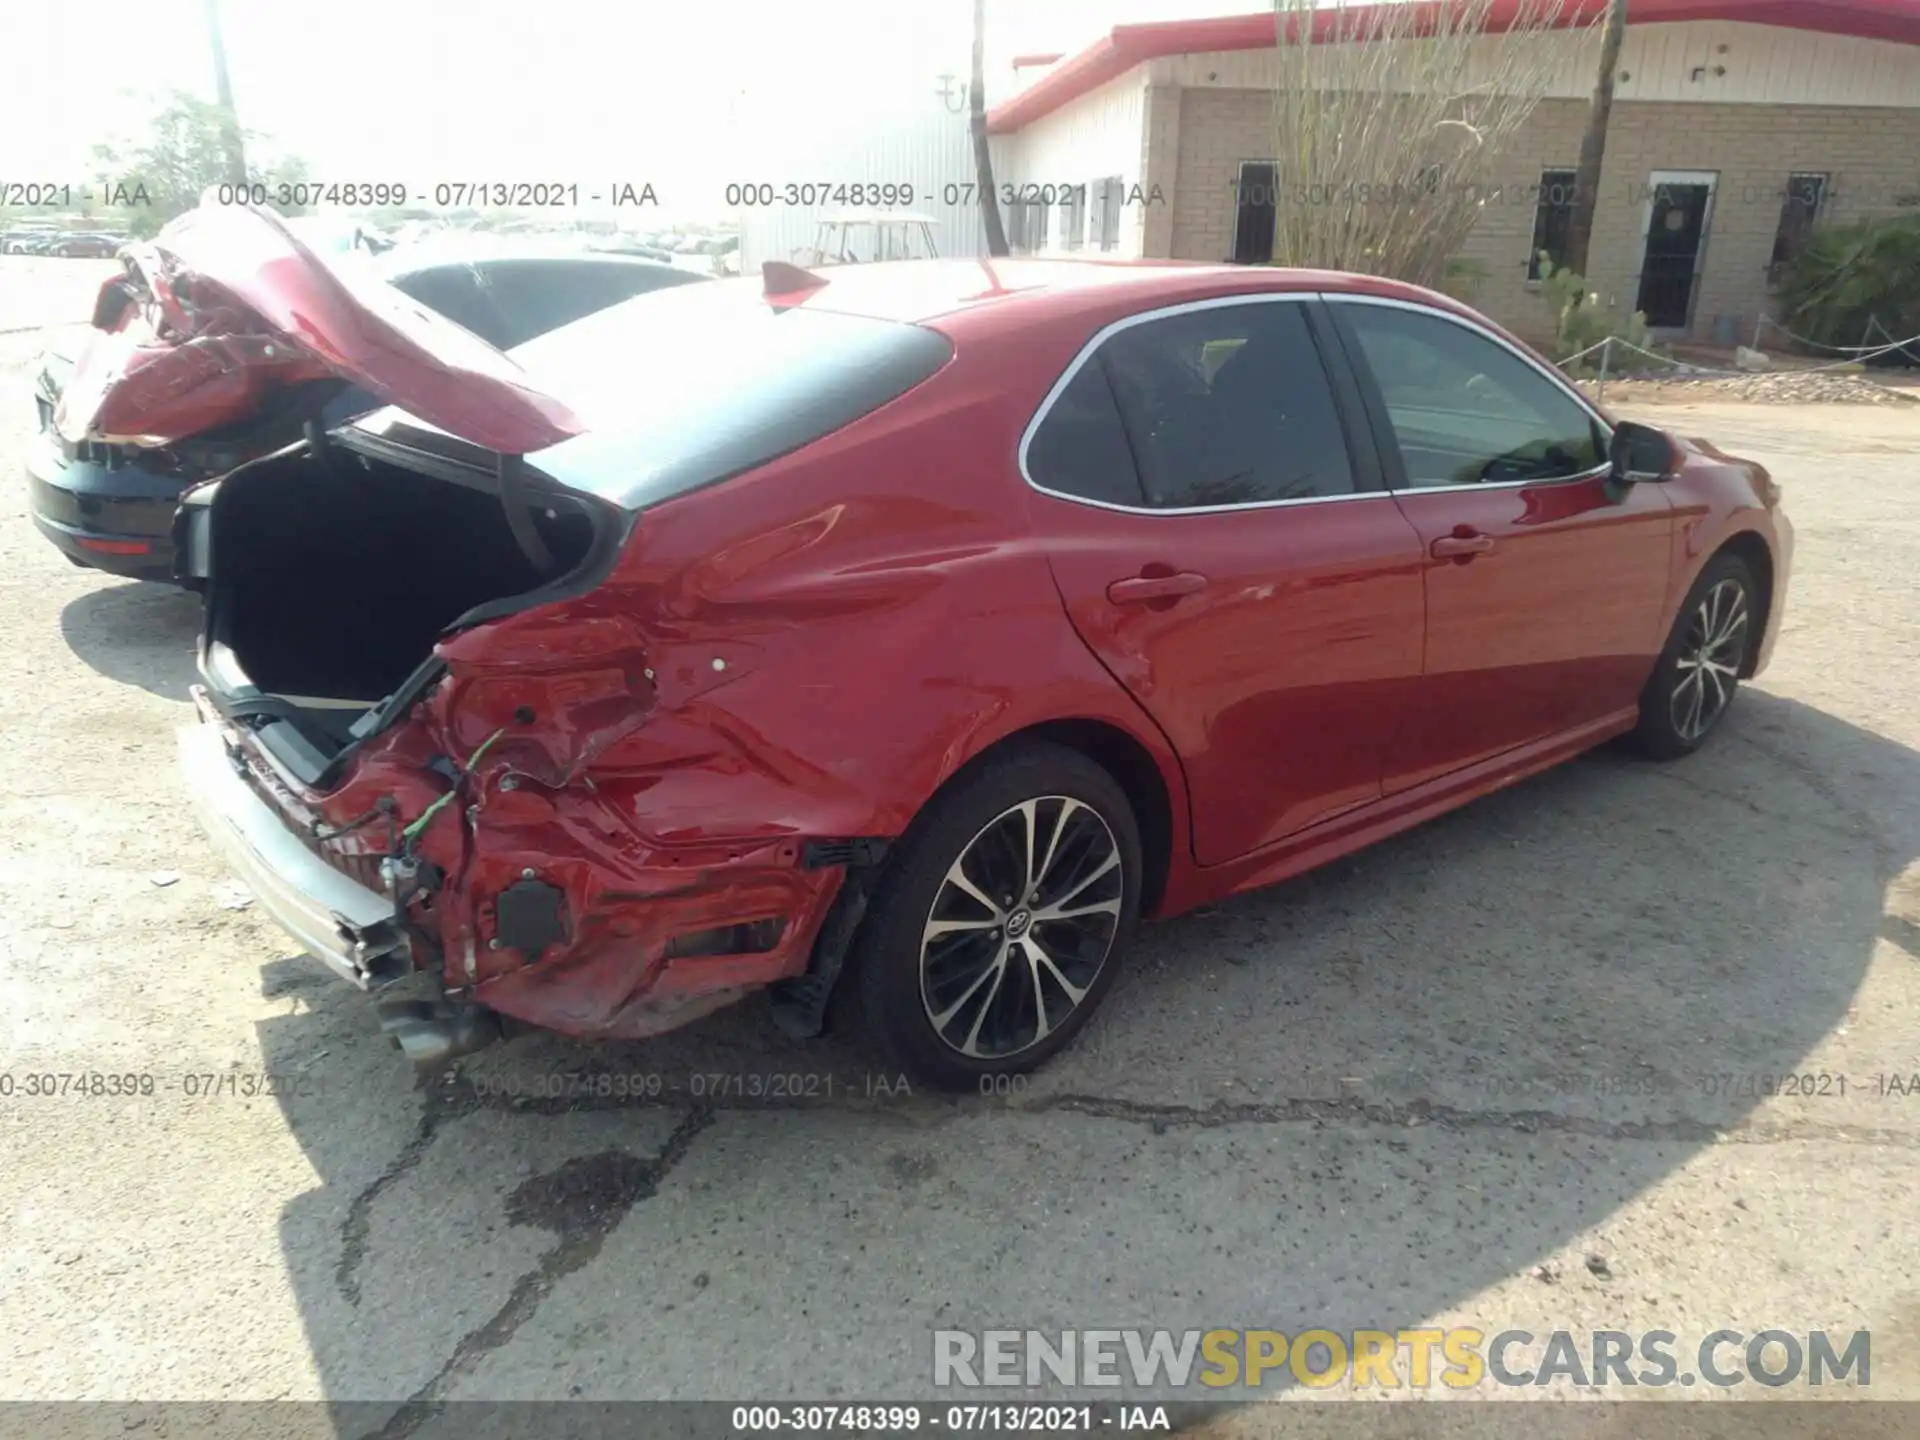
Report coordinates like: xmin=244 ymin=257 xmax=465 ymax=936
xmin=177 ymin=719 xmax=409 ymax=988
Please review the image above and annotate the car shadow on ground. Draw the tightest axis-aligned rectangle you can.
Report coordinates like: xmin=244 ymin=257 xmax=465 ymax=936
xmin=58 ymin=580 xmax=202 ymax=701
xmin=240 ymin=689 xmax=1912 ymax=1427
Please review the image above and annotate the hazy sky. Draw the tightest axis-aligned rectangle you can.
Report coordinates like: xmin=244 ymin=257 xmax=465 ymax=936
xmin=0 ymin=0 xmax=1252 ymax=218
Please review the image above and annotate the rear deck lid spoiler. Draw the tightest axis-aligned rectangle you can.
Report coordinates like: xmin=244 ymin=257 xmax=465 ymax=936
xmin=56 ymin=199 xmax=585 ymax=456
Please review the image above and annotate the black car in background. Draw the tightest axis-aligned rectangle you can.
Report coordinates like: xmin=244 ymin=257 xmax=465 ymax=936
xmin=29 ymin=244 xmax=703 ymax=581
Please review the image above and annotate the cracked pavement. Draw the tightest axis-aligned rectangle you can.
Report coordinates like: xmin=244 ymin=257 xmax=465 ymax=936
xmin=2 ymin=259 xmax=1918 ymax=1427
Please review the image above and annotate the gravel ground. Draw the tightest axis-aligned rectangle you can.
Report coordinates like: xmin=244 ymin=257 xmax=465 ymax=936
xmin=1576 ymin=372 xmax=1920 ymax=407
xmin=3 ymin=256 xmax=1919 ymax=1433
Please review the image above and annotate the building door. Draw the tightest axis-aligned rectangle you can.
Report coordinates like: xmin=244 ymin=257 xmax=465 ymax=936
xmin=1232 ymin=162 xmax=1277 ymax=264
xmin=1635 ymin=172 xmax=1717 ymax=330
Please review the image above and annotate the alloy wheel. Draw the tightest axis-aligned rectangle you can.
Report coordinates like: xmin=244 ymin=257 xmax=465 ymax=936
xmin=918 ymin=796 xmax=1124 ymax=1060
xmin=1669 ymin=577 xmax=1750 ymax=742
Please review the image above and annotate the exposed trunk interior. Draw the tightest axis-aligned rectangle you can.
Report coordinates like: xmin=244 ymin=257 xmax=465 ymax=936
xmin=205 ymin=443 xmax=600 ymax=745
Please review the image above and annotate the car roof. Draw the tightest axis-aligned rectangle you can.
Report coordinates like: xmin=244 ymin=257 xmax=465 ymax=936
xmin=751 ymin=257 xmax=1468 ymax=334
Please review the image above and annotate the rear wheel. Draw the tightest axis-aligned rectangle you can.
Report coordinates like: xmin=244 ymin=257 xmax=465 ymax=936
xmin=854 ymin=742 xmax=1141 ymax=1091
xmin=1629 ymin=553 xmax=1756 ymax=760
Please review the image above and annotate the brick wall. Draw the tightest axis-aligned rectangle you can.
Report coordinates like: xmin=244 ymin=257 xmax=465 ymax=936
xmin=1159 ymin=87 xmax=1920 ymax=345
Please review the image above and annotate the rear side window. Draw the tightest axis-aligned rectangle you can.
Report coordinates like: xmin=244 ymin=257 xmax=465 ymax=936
xmin=1095 ymin=302 xmax=1355 ymax=509
xmin=1026 ymin=361 xmax=1146 ymax=507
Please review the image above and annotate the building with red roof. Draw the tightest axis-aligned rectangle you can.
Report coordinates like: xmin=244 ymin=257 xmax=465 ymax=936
xmin=982 ymin=0 xmax=1920 ymax=342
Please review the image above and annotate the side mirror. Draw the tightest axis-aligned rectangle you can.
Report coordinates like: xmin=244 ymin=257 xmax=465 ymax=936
xmin=1608 ymin=421 xmax=1676 ymax=493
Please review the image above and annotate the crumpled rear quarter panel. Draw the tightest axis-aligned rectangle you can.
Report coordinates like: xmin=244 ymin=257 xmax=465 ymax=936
xmin=375 ymin=341 xmax=1182 ymax=1038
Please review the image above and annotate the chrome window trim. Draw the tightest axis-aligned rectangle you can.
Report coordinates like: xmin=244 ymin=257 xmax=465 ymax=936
xmin=1017 ymin=289 xmax=1614 ymax=517
xmin=1016 ymin=291 xmax=1382 ymax=518
xmin=1392 ymin=460 xmax=1614 ymax=496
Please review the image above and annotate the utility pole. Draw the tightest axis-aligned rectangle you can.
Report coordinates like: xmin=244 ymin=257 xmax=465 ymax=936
xmin=971 ymin=0 xmax=1009 ymax=257
xmin=1563 ymin=0 xmax=1628 ymax=276
xmin=204 ymin=0 xmax=249 ymax=185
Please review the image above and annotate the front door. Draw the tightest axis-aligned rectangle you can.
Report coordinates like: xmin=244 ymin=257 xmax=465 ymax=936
xmin=1327 ymin=298 xmax=1676 ymax=793
xmin=1025 ymin=295 xmax=1426 ymax=865
xmin=1635 ymin=174 xmax=1717 ymax=330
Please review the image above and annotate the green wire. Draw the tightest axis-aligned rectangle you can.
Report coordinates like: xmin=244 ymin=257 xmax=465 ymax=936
xmin=398 ymin=726 xmax=508 ymax=843
xmin=399 ymin=790 xmax=456 ymax=842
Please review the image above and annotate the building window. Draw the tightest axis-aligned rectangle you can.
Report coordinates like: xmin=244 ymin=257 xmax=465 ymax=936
xmin=1007 ymin=197 xmax=1049 ymax=254
xmin=1061 ymin=184 xmax=1087 ymax=251
xmin=1769 ymin=173 xmax=1828 ymax=280
xmin=1528 ymin=168 xmax=1578 ymax=281
xmin=1090 ymin=175 xmax=1123 ymax=252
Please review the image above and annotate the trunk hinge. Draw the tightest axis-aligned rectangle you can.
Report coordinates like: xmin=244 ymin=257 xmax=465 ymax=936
xmin=496 ymin=453 xmax=557 ymax=575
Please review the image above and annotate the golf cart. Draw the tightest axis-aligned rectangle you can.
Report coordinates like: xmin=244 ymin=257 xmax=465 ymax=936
xmin=793 ymin=210 xmax=939 ymax=266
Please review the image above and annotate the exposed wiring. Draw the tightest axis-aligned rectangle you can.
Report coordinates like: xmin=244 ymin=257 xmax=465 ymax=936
xmin=399 ymin=790 xmax=458 ymax=844
xmin=311 ymin=795 xmax=396 ymax=842
xmin=398 ymin=727 xmax=508 ymax=844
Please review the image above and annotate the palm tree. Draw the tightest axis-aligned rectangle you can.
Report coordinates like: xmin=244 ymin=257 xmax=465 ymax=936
xmin=971 ymin=0 xmax=1010 ymax=257
xmin=1562 ymin=0 xmax=1628 ymax=276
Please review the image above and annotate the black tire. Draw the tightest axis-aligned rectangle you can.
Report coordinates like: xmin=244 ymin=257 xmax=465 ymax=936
xmin=1628 ymin=552 xmax=1757 ymax=760
xmin=853 ymin=741 xmax=1142 ymax=1092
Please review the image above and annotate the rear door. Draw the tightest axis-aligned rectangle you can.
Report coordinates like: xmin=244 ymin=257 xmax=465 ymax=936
xmin=1324 ymin=297 xmax=1674 ymax=793
xmin=1027 ymin=295 xmax=1427 ymax=867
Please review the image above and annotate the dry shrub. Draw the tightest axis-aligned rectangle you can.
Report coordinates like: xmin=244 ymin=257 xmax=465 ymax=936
xmin=1268 ymin=0 xmax=1596 ymax=287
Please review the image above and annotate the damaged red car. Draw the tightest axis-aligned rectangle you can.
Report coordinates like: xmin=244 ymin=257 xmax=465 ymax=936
xmin=164 ymin=206 xmax=1791 ymax=1089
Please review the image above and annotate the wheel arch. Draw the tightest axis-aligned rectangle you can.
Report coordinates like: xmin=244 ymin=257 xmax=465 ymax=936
xmin=920 ymin=718 xmax=1179 ymax=919
xmin=1712 ymin=530 xmax=1775 ymax=679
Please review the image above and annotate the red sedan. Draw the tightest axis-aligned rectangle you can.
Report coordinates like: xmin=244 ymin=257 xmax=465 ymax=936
xmin=147 ymin=207 xmax=1790 ymax=1089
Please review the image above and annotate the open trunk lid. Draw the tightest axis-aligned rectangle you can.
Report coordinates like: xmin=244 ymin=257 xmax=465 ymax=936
xmin=55 ymin=199 xmax=584 ymax=456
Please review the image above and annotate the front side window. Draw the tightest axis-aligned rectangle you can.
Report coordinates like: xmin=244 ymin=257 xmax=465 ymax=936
xmin=1091 ymin=301 xmax=1356 ymax=509
xmin=1339 ymin=303 xmax=1603 ymax=488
